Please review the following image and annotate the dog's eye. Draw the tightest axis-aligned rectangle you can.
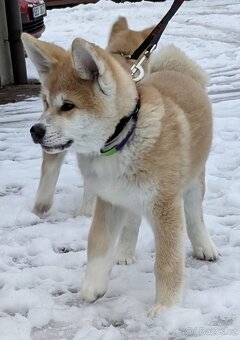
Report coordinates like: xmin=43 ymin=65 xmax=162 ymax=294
xmin=61 ymin=102 xmax=75 ymax=112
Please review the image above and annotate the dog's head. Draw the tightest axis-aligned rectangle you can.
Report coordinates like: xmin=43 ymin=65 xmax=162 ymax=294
xmin=22 ymin=33 xmax=137 ymax=155
xmin=107 ymin=16 xmax=154 ymax=72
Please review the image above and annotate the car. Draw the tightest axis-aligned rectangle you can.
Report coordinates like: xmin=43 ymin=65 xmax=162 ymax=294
xmin=45 ymin=0 xmax=98 ymax=8
xmin=19 ymin=0 xmax=46 ymax=38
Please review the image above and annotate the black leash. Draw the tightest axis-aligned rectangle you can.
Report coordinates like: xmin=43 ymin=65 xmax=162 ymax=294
xmin=131 ymin=0 xmax=185 ymax=81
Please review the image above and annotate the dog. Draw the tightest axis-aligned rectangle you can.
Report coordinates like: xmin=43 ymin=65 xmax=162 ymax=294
xmin=29 ymin=17 xmax=153 ymax=265
xmin=22 ymin=26 xmax=219 ymax=317
xmin=31 ymin=16 xmax=153 ymax=217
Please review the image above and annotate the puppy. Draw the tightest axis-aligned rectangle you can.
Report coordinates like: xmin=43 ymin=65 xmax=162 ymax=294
xmin=22 ymin=29 xmax=219 ymax=317
xmin=32 ymin=16 xmax=153 ymax=217
xmin=30 ymin=17 xmax=153 ymax=264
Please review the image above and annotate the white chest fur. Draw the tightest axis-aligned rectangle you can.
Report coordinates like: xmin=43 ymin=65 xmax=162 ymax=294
xmin=78 ymin=152 xmax=155 ymax=215
xmin=76 ymin=102 xmax=163 ymax=214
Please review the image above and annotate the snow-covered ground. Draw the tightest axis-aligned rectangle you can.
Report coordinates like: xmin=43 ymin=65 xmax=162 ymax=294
xmin=1 ymin=0 xmax=240 ymax=339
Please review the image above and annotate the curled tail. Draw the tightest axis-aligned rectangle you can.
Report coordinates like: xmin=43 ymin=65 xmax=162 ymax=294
xmin=149 ymin=44 xmax=209 ymax=87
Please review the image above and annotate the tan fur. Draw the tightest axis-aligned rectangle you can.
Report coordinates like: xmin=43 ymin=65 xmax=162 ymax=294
xmin=150 ymin=44 xmax=209 ymax=87
xmin=153 ymin=196 xmax=184 ymax=308
xmin=22 ymin=21 xmax=219 ymax=317
xmin=140 ymin=71 xmax=212 ymax=183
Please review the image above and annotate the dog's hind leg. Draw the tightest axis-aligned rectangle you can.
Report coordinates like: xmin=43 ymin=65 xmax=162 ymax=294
xmin=116 ymin=212 xmax=141 ymax=265
xmin=33 ymin=151 xmax=66 ymax=215
xmin=148 ymin=196 xmax=185 ymax=318
xmin=184 ymin=171 xmax=219 ymax=261
xmin=81 ymin=198 xmax=127 ymax=303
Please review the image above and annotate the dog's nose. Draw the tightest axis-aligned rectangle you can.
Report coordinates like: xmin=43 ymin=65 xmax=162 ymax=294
xmin=30 ymin=124 xmax=46 ymax=144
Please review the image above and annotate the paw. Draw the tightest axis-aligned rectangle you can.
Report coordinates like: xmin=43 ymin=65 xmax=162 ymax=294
xmin=148 ymin=304 xmax=167 ymax=319
xmin=193 ymin=240 xmax=219 ymax=261
xmin=81 ymin=277 xmax=107 ymax=303
xmin=33 ymin=201 xmax=52 ymax=215
xmin=116 ymin=253 xmax=136 ymax=265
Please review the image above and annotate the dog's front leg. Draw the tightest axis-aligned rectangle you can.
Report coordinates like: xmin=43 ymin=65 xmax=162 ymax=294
xmin=81 ymin=197 xmax=125 ymax=303
xmin=33 ymin=151 xmax=66 ymax=215
xmin=148 ymin=196 xmax=185 ymax=318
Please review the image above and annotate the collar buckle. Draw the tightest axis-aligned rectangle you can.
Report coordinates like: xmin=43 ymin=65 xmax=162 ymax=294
xmin=131 ymin=44 xmax=156 ymax=82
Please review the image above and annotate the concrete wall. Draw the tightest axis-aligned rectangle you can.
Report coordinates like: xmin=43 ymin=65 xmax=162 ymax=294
xmin=0 ymin=0 xmax=13 ymax=87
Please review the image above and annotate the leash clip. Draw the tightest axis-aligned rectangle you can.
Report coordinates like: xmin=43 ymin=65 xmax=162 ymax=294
xmin=131 ymin=44 xmax=157 ymax=82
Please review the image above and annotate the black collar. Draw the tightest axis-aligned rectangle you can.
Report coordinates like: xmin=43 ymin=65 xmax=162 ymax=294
xmin=100 ymin=98 xmax=140 ymax=156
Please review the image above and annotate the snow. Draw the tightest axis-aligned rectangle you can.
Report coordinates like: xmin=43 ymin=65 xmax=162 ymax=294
xmin=0 ymin=0 xmax=240 ymax=339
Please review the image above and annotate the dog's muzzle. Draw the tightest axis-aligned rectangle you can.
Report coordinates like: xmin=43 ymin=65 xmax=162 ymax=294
xmin=30 ymin=123 xmax=45 ymax=144
xmin=30 ymin=123 xmax=73 ymax=154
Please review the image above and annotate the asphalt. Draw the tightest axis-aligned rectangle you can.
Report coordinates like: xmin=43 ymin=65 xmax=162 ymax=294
xmin=0 ymin=83 xmax=40 ymax=105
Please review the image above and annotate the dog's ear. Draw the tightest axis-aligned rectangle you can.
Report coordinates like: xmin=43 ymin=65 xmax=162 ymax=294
xmin=21 ymin=33 xmax=65 ymax=81
xmin=71 ymin=38 xmax=114 ymax=96
xmin=108 ymin=17 xmax=128 ymax=45
xmin=110 ymin=17 xmax=128 ymax=36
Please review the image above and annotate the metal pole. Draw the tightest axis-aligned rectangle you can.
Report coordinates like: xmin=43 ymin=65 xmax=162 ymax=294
xmin=5 ymin=0 xmax=27 ymax=84
xmin=0 ymin=0 xmax=13 ymax=86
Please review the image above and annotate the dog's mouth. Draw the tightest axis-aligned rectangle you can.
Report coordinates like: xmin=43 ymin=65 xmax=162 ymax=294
xmin=42 ymin=140 xmax=73 ymax=154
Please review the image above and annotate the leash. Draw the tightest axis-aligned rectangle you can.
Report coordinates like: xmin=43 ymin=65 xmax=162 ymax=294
xmin=131 ymin=0 xmax=185 ymax=82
